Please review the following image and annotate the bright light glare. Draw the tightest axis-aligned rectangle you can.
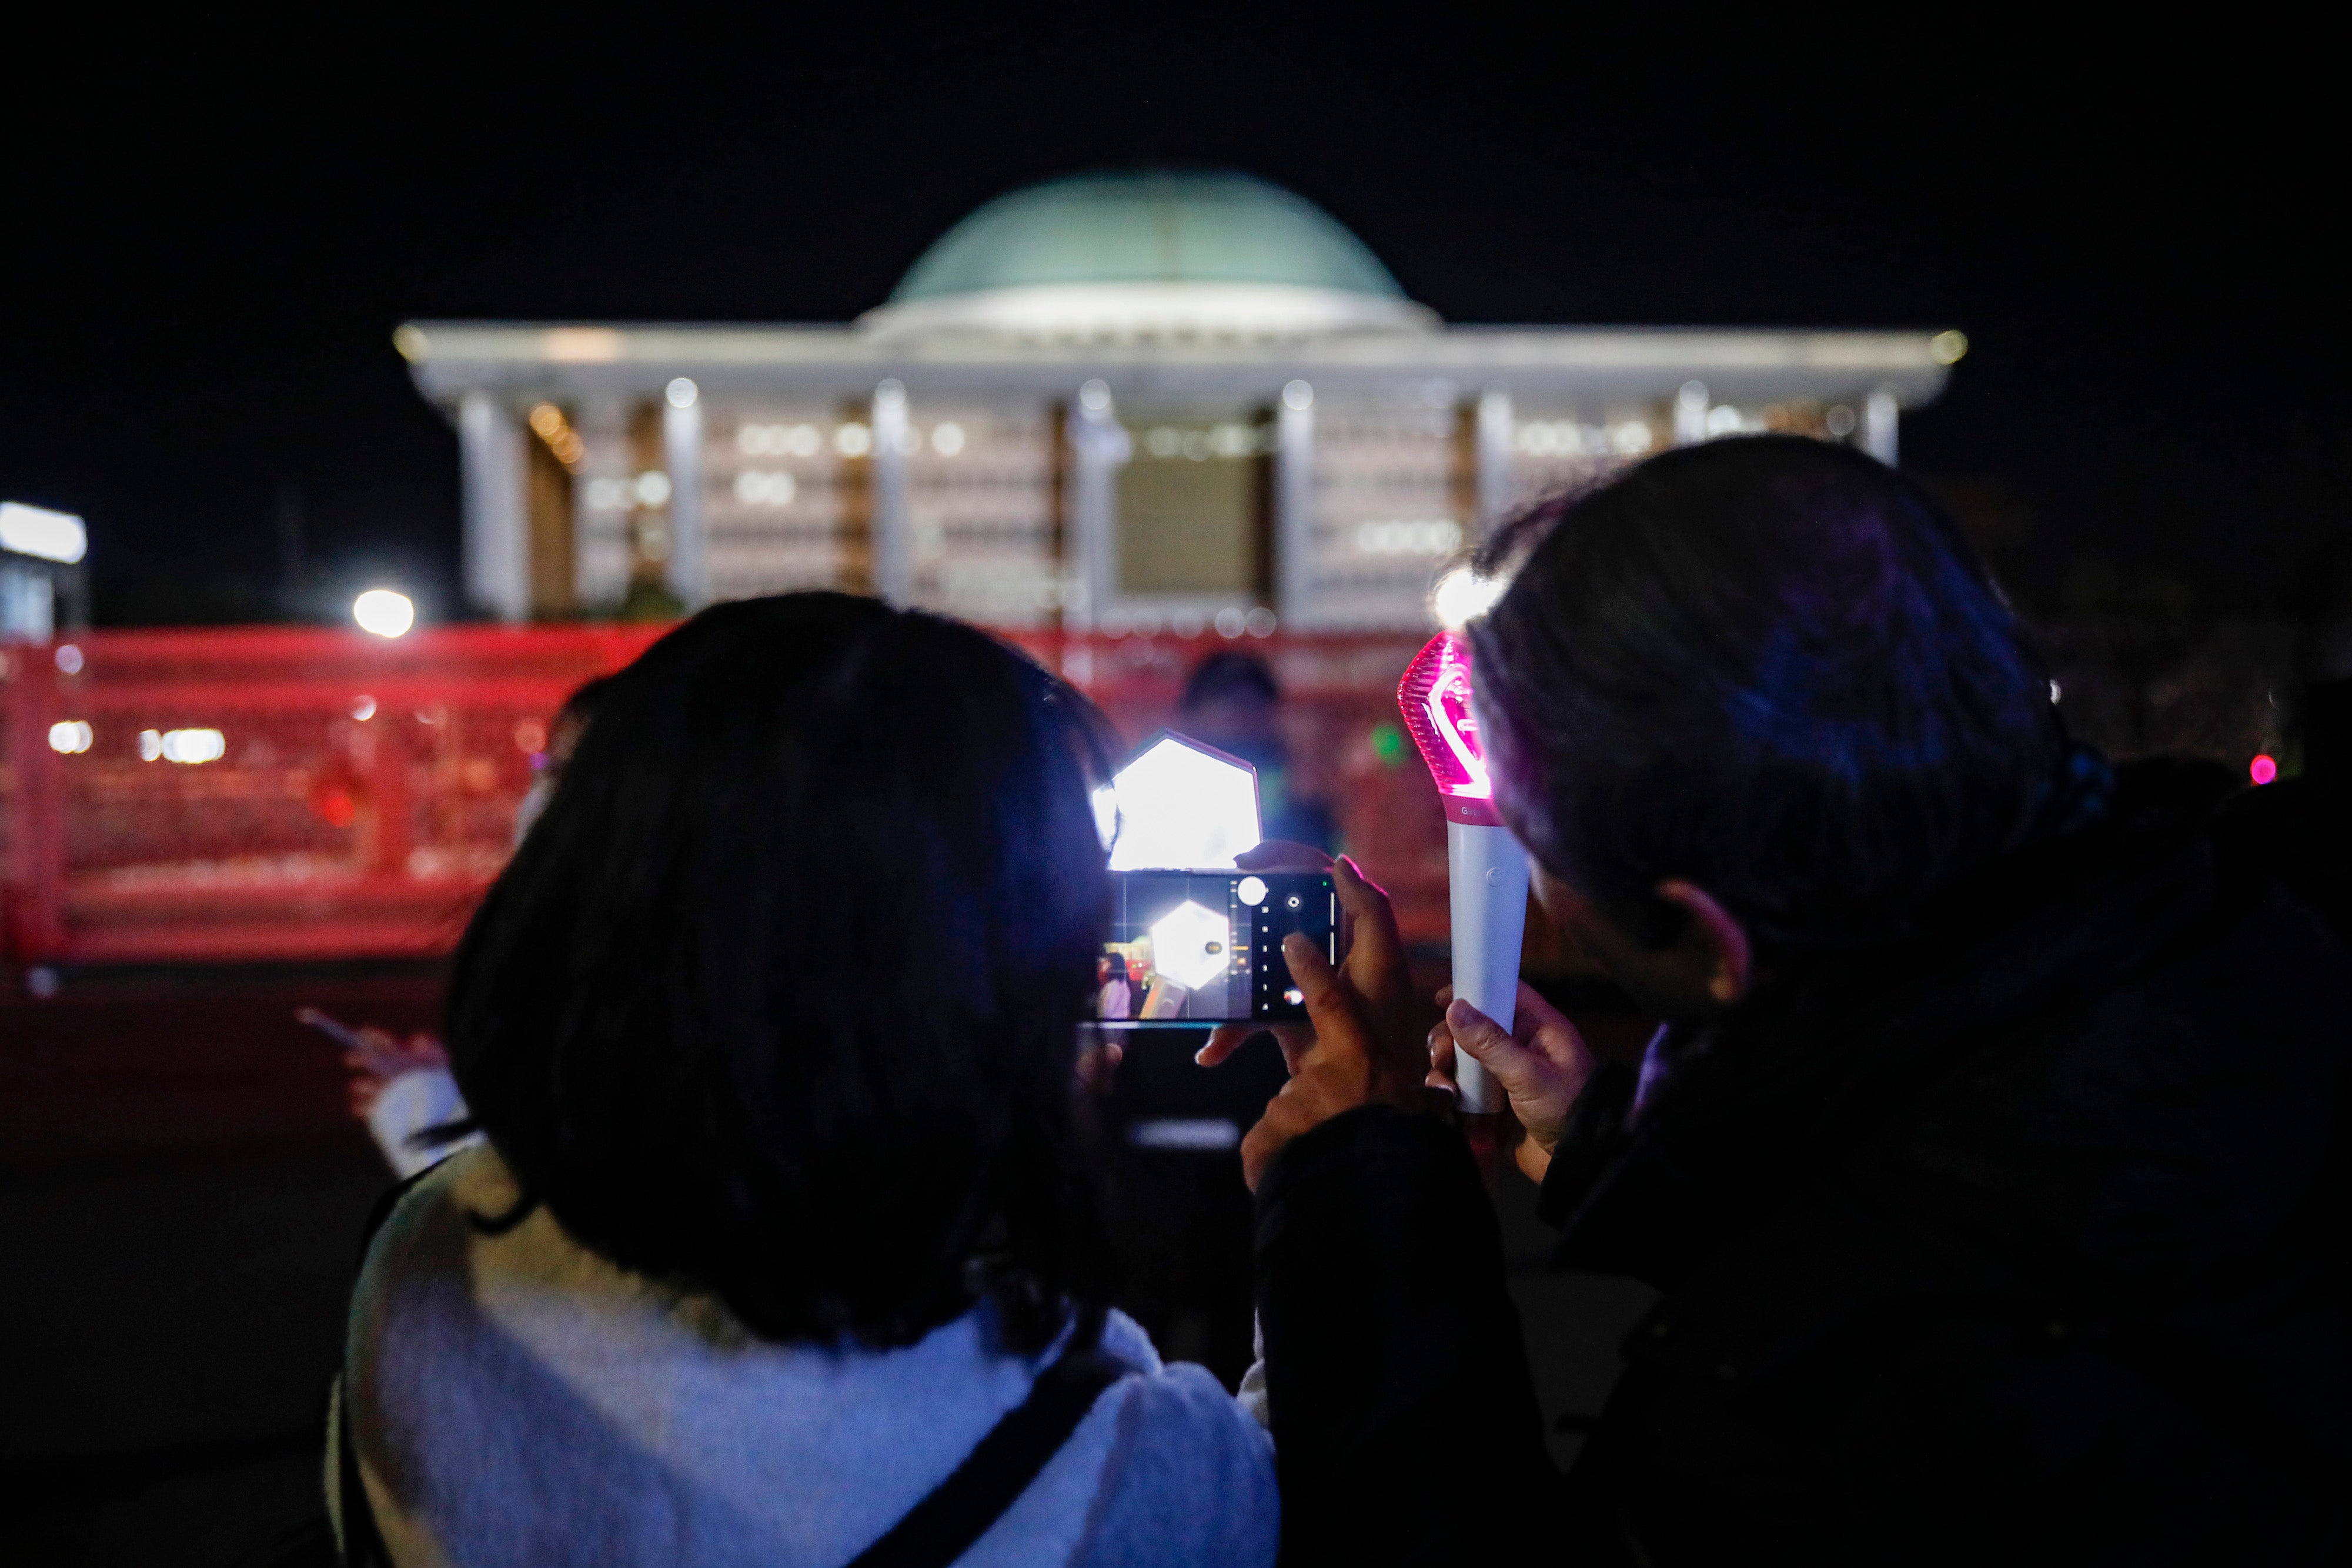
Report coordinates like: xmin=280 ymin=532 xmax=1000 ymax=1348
xmin=151 ymin=727 xmax=225 ymax=764
xmin=1431 ymin=566 xmax=1505 ymax=630
xmin=353 ymin=589 xmax=415 ymax=638
xmin=734 ymin=470 xmax=797 ymax=506
xmin=48 ymin=720 xmax=92 ymax=754
xmin=1107 ymin=734 xmax=1261 ymax=871
xmin=1150 ymin=901 xmax=1235 ymax=991
xmin=0 ymin=502 xmax=88 ymax=564
xmin=1358 ymin=519 xmax=1462 ymax=556
xmin=1930 ymin=330 xmax=1969 ymax=365
xmin=931 ymin=421 xmax=966 ymax=456
xmin=666 ymin=377 xmax=699 ymax=408
xmin=2250 ymin=754 xmax=2278 ymax=786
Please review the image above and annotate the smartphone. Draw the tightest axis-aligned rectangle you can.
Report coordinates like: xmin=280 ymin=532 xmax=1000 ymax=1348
xmin=1094 ymin=871 xmax=1335 ymax=1027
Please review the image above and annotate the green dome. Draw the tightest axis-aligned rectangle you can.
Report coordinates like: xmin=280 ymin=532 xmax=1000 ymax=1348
xmin=890 ymin=171 xmax=1406 ymax=303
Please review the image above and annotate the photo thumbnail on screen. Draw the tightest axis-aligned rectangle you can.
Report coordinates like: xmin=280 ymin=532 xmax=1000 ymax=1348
xmin=1095 ymin=871 xmax=1335 ymax=1026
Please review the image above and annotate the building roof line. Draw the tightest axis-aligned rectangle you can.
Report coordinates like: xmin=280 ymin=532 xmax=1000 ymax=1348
xmin=397 ymin=320 xmax=1956 ymax=407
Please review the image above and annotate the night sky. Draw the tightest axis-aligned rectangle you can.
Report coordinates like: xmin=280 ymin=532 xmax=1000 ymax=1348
xmin=4 ymin=15 xmax=2340 ymax=630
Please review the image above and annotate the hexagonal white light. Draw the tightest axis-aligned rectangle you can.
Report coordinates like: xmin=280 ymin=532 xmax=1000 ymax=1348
xmin=1150 ymin=900 xmax=1234 ymax=992
xmin=1105 ymin=731 xmax=1261 ymax=871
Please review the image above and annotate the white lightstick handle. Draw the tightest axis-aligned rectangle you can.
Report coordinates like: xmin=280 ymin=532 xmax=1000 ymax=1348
xmin=1445 ymin=820 xmax=1530 ymax=1115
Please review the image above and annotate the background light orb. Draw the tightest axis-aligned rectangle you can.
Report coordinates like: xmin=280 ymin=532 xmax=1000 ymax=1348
xmin=352 ymin=589 xmax=415 ymax=638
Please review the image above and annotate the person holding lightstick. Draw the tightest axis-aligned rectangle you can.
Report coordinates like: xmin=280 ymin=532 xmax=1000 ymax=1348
xmin=1212 ymin=437 xmax=2352 ymax=1565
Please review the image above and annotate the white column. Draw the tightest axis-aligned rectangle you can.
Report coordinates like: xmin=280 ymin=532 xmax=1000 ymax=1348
xmin=871 ymin=379 xmax=913 ymax=605
xmin=662 ymin=378 xmax=707 ymax=608
xmin=459 ymin=392 xmax=529 ymax=623
xmin=1863 ymin=386 xmax=1900 ymax=466
xmin=1274 ymin=379 xmax=1317 ymax=627
xmin=1064 ymin=379 xmax=1124 ymax=632
xmin=1674 ymin=380 xmax=1710 ymax=446
xmin=1475 ymin=388 xmax=1514 ymax=537
xmin=0 ymin=564 xmax=55 ymax=640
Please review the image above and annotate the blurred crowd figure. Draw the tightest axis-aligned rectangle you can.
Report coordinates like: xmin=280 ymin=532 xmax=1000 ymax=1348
xmin=1095 ymin=955 xmax=1133 ymax=1021
xmin=320 ymin=676 xmax=610 ymax=1179
xmin=1175 ymin=651 xmax=1338 ymax=852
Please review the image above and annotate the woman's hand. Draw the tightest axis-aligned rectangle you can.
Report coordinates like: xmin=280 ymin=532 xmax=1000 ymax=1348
xmin=317 ymin=1014 xmax=450 ymax=1121
xmin=1195 ymin=844 xmax=1401 ymax=1076
xmin=1427 ymin=982 xmax=1597 ymax=1183
xmin=1191 ymin=849 xmax=1428 ymax=1189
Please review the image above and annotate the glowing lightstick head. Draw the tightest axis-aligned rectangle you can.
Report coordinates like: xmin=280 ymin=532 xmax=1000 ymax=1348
xmin=1399 ymin=630 xmax=1502 ymax=827
xmin=1102 ymin=731 xmax=1263 ymax=870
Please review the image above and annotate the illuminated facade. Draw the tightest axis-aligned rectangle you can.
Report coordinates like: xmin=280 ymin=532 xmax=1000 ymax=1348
xmin=402 ymin=171 xmax=1960 ymax=632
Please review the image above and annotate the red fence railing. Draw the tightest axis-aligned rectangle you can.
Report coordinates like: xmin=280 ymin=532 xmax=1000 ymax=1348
xmin=1 ymin=625 xmax=1451 ymax=965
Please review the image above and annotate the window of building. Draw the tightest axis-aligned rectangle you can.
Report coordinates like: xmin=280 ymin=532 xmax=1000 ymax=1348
xmin=1114 ymin=412 xmax=1273 ymax=601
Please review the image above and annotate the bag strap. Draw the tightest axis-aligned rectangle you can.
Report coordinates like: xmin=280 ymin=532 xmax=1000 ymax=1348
xmin=338 ymin=1334 xmax=1127 ymax=1568
xmin=843 ymin=1336 xmax=1130 ymax=1568
xmin=336 ymin=1162 xmax=1124 ymax=1568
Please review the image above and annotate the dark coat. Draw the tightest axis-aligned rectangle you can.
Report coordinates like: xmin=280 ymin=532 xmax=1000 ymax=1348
xmin=1254 ymin=764 xmax=2352 ymax=1566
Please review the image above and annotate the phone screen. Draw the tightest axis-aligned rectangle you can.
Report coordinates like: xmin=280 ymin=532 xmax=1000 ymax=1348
xmin=1094 ymin=871 xmax=1335 ymax=1027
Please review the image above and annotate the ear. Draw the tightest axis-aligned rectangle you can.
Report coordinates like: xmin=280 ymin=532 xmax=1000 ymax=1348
xmin=1654 ymin=881 xmax=1752 ymax=1007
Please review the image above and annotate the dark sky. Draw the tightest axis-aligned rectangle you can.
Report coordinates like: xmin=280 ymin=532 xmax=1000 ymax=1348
xmin=4 ymin=13 xmax=2341 ymax=626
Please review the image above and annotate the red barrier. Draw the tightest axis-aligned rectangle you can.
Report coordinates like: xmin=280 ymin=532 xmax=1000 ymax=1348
xmin=1 ymin=624 xmax=1451 ymax=965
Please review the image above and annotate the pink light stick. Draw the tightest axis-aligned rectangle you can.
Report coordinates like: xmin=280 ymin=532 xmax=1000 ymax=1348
xmin=1398 ymin=631 xmax=1529 ymax=1115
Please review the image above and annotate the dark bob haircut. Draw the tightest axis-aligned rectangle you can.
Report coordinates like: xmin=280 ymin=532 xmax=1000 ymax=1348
xmin=445 ymin=593 xmax=1115 ymax=1352
xmin=1471 ymin=436 xmax=2066 ymax=949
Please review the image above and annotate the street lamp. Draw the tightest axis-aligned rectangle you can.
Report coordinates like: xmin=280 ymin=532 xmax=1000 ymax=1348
xmin=353 ymin=589 xmax=415 ymax=638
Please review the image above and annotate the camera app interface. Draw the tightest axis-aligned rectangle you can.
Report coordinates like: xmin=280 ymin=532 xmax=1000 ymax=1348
xmin=1096 ymin=872 xmax=1335 ymax=1025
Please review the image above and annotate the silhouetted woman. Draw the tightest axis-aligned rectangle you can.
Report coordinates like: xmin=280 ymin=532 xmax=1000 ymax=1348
xmin=333 ymin=594 xmax=1275 ymax=1566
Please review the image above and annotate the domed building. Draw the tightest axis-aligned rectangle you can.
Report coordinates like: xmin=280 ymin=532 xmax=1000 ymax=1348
xmin=400 ymin=171 xmax=1958 ymax=630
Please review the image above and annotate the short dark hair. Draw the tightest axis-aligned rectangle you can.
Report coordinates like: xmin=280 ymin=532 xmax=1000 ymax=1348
xmin=446 ymin=593 xmax=1115 ymax=1351
xmin=1471 ymin=436 xmax=2065 ymax=948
